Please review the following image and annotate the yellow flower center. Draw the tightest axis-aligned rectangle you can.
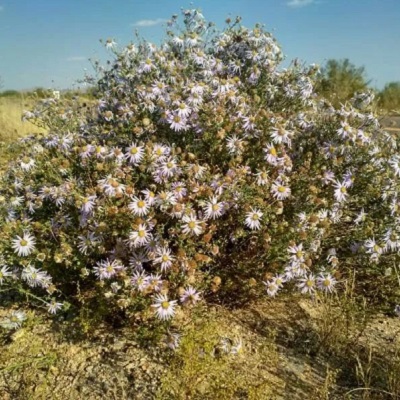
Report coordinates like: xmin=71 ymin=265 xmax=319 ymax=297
xmin=161 ymin=301 xmax=170 ymax=309
xmin=188 ymin=221 xmax=196 ymax=229
xmin=138 ymin=230 xmax=146 ymax=238
xmin=340 ymin=187 xmax=346 ymax=193
xmin=323 ymin=279 xmax=330 ymax=287
xmin=162 ymin=255 xmax=169 ymax=262
xmin=251 ymin=214 xmax=259 ymax=221
xmin=296 ymin=250 xmax=303 ymax=259
xmin=173 ymin=115 xmax=181 ymax=123
xmin=130 ymin=147 xmax=138 ymax=155
xmin=278 ymin=186 xmax=286 ymax=193
xmin=137 ymin=200 xmax=145 ymax=208
xmin=270 ymin=148 xmax=277 ymax=156
xmin=20 ymin=239 xmax=28 ymax=247
xmin=306 ymin=280 xmax=314 ymax=287
xmin=212 ymin=204 xmax=220 ymax=211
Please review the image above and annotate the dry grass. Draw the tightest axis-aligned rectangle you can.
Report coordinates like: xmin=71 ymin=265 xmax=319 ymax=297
xmin=0 ymin=95 xmax=44 ymax=142
xmin=0 ymin=95 xmax=45 ymax=166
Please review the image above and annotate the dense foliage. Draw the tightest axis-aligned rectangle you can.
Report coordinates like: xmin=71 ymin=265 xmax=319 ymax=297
xmin=315 ymin=58 xmax=370 ymax=107
xmin=378 ymin=81 xmax=400 ymax=112
xmin=1 ymin=9 xmax=399 ymax=329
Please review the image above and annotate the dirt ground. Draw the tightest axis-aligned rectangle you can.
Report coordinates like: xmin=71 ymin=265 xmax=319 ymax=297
xmin=1 ymin=296 xmax=399 ymax=399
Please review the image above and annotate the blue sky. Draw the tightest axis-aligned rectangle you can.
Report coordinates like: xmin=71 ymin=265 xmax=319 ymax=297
xmin=0 ymin=0 xmax=399 ymax=90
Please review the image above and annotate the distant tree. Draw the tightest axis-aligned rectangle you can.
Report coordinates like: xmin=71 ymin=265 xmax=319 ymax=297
xmin=0 ymin=90 xmax=20 ymax=97
xmin=315 ymin=59 xmax=371 ymax=107
xmin=377 ymin=82 xmax=400 ymax=112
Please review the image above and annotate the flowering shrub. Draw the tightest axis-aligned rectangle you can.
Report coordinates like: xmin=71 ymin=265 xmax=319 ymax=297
xmin=1 ymin=9 xmax=399 ymax=326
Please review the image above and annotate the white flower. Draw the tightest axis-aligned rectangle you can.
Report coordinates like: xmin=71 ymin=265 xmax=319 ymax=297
xmin=226 ymin=135 xmax=244 ymax=154
xmin=337 ymin=121 xmax=353 ymax=139
xmin=272 ymin=274 xmax=286 ymax=288
xmin=270 ymin=127 xmax=292 ymax=146
xmin=271 ymin=181 xmax=291 ymax=200
xmin=21 ymin=265 xmax=51 ymax=288
xmin=129 ymin=250 xmax=150 ymax=269
xmin=175 ymin=102 xmax=191 ymax=118
xmin=154 ymin=247 xmax=175 ymax=272
xmin=203 ymin=197 xmax=225 ymax=220
xmin=317 ymin=273 xmax=337 ymax=293
xmin=165 ymin=332 xmax=181 ymax=350
xmin=168 ymin=113 xmax=189 ymax=132
xmin=159 ymin=157 xmax=180 ymax=179
xmin=131 ymin=270 xmax=150 ymax=292
xmin=109 ymin=147 xmax=125 ymax=163
xmin=99 ymin=176 xmax=126 ymax=197
xmin=77 ymin=232 xmax=99 ymax=255
xmin=128 ymin=224 xmax=152 ymax=248
xmin=105 ymin=38 xmax=117 ymax=49
xmin=297 ymin=274 xmax=316 ymax=294
xmin=142 ymin=189 xmax=156 ymax=205
xmin=172 ymin=36 xmax=184 ymax=47
xmin=182 ymin=213 xmax=203 ymax=236
xmin=180 ymin=286 xmax=201 ymax=305
xmin=264 ymin=144 xmax=279 ymax=165
xmin=255 ymin=170 xmax=269 ymax=186
xmin=288 ymin=243 xmax=305 ymax=263
xmin=383 ymin=229 xmax=400 ymax=252
xmin=389 ymin=155 xmax=400 ymax=177
xmin=125 ymin=142 xmax=144 ymax=165
xmin=395 ymin=305 xmax=400 ymax=318
xmin=152 ymin=144 xmax=170 ymax=161
xmin=244 ymin=208 xmax=263 ymax=230
xmin=0 ymin=310 xmax=26 ymax=330
xmin=129 ymin=196 xmax=150 ymax=216
xmin=333 ymin=180 xmax=348 ymax=203
xmin=146 ymin=273 xmax=163 ymax=292
xmin=0 ymin=265 xmax=12 ymax=284
xmin=263 ymin=281 xmax=279 ymax=297
xmin=81 ymin=195 xmax=97 ymax=214
xmin=80 ymin=144 xmax=95 ymax=159
xmin=354 ymin=208 xmax=367 ymax=225
xmin=364 ymin=238 xmax=383 ymax=255
xmin=10 ymin=196 xmax=24 ymax=207
xmin=47 ymin=300 xmax=64 ymax=314
xmin=172 ymin=182 xmax=187 ymax=200
xmin=20 ymin=157 xmax=35 ymax=171
xmin=12 ymin=232 xmax=36 ymax=256
xmin=93 ymin=258 xmax=124 ymax=280
xmin=151 ymin=294 xmax=178 ymax=320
